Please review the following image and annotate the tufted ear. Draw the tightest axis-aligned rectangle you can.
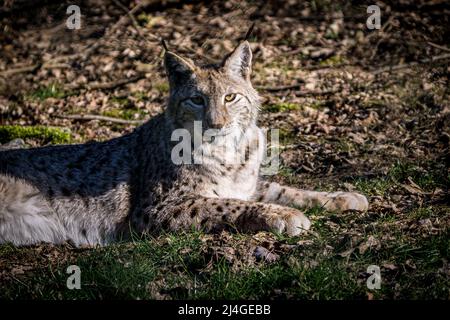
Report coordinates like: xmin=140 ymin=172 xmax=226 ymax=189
xmin=164 ymin=51 xmax=197 ymax=88
xmin=223 ymin=41 xmax=252 ymax=81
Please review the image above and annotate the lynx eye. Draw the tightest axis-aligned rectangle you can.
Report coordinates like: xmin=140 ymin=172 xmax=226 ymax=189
xmin=224 ymin=93 xmax=237 ymax=103
xmin=188 ymin=96 xmax=205 ymax=106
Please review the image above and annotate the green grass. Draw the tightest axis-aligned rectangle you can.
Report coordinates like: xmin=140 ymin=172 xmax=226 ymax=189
xmin=0 ymin=125 xmax=71 ymax=144
xmin=389 ymin=161 xmax=448 ymax=191
xmin=1 ymin=228 xmax=447 ymax=299
xmin=27 ymin=83 xmax=68 ymax=101
xmin=352 ymin=161 xmax=448 ymax=197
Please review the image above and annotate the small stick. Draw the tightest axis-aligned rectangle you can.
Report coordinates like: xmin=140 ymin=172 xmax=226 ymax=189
xmin=66 ymin=74 xmax=146 ymax=91
xmin=256 ymin=82 xmax=304 ymax=92
xmin=427 ymin=42 xmax=450 ymax=53
xmin=58 ymin=114 xmax=145 ymax=125
xmin=372 ymin=53 xmax=450 ymax=75
xmin=293 ymin=89 xmax=339 ymax=97
xmin=0 ymin=62 xmax=71 ymax=77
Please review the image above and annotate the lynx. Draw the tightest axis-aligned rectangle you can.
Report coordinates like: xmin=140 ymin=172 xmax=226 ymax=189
xmin=0 ymin=41 xmax=368 ymax=246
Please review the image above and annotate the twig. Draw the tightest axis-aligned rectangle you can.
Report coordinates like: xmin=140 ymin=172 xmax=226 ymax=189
xmin=256 ymin=82 xmax=304 ymax=92
xmin=66 ymin=74 xmax=146 ymax=91
xmin=0 ymin=62 xmax=71 ymax=77
xmin=0 ymin=64 xmax=40 ymax=77
xmin=78 ymin=2 xmax=141 ymax=60
xmin=427 ymin=42 xmax=450 ymax=53
xmin=112 ymin=0 xmax=148 ymax=40
xmin=293 ymin=89 xmax=339 ymax=97
xmin=58 ymin=114 xmax=145 ymax=125
xmin=302 ymin=62 xmax=351 ymax=71
xmin=372 ymin=53 xmax=450 ymax=75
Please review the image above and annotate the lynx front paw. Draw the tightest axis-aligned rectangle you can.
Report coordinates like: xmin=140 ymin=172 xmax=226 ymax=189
xmin=324 ymin=192 xmax=369 ymax=212
xmin=266 ymin=208 xmax=311 ymax=236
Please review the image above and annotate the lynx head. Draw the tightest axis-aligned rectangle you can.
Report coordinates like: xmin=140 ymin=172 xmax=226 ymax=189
xmin=164 ymin=41 xmax=260 ymax=140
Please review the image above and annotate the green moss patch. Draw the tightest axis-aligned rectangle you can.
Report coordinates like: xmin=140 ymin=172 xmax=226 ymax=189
xmin=265 ymin=103 xmax=300 ymax=113
xmin=0 ymin=125 xmax=71 ymax=145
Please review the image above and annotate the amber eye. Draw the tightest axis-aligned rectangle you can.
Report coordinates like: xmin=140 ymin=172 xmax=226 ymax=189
xmin=224 ymin=93 xmax=237 ymax=103
xmin=189 ymin=96 xmax=205 ymax=106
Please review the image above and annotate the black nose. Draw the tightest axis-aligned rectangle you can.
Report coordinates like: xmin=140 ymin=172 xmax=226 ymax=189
xmin=208 ymin=122 xmax=224 ymax=129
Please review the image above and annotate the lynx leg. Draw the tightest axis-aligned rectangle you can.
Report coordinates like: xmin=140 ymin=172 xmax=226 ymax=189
xmin=147 ymin=197 xmax=311 ymax=236
xmin=255 ymin=181 xmax=368 ymax=212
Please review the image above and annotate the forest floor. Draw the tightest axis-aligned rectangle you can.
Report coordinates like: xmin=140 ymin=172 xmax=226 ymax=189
xmin=0 ymin=0 xmax=449 ymax=299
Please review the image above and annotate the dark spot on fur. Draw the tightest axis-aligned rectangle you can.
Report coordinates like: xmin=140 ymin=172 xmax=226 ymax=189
xmin=47 ymin=188 xmax=54 ymax=197
xmin=190 ymin=207 xmax=199 ymax=218
xmin=61 ymin=187 xmax=71 ymax=197
xmin=187 ymin=199 xmax=196 ymax=208
xmin=173 ymin=209 xmax=182 ymax=218
xmin=276 ymin=192 xmax=283 ymax=201
xmin=161 ymin=219 xmax=170 ymax=230
xmin=216 ymin=206 xmax=223 ymax=212
xmin=66 ymin=171 xmax=74 ymax=179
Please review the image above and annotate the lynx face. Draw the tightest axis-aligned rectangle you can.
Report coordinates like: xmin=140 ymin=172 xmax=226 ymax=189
xmin=164 ymin=41 xmax=261 ymax=143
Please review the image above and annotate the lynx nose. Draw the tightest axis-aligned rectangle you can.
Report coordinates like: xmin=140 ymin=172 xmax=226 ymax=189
xmin=208 ymin=121 xmax=224 ymax=129
xmin=206 ymin=108 xmax=228 ymax=129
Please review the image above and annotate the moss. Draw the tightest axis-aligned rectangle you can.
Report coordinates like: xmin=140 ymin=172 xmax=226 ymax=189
xmin=131 ymin=91 xmax=148 ymax=101
xmin=309 ymin=101 xmax=326 ymax=109
xmin=264 ymin=102 xmax=300 ymax=113
xmin=110 ymin=97 xmax=131 ymax=107
xmin=319 ymin=55 xmax=344 ymax=66
xmin=0 ymin=125 xmax=71 ymax=145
